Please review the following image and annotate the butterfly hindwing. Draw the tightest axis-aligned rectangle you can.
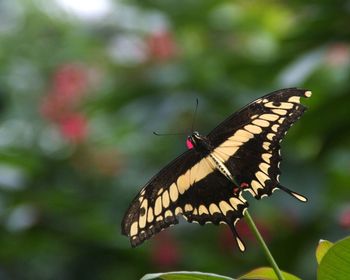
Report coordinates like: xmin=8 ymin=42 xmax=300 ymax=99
xmin=208 ymin=88 xmax=311 ymax=200
xmin=178 ymin=164 xmax=248 ymax=251
xmin=122 ymin=150 xmax=199 ymax=247
xmin=122 ymin=151 xmax=248 ymax=249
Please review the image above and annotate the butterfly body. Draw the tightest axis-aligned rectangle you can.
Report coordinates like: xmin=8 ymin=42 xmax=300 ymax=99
xmin=187 ymin=131 xmax=211 ymax=153
xmin=122 ymin=88 xmax=312 ymax=251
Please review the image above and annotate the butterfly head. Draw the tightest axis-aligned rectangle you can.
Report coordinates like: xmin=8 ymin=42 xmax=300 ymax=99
xmin=187 ymin=131 xmax=201 ymax=149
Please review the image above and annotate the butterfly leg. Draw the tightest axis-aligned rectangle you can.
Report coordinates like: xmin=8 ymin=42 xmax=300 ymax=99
xmin=228 ymin=221 xmax=246 ymax=252
xmin=278 ymin=184 xmax=308 ymax=202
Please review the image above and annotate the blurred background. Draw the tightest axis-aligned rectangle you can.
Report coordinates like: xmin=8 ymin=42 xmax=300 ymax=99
xmin=0 ymin=0 xmax=349 ymax=279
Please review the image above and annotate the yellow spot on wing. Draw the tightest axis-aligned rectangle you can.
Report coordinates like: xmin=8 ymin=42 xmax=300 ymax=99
xmin=267 ymin=133 xmax=275 ymax=141
xmin=175 ymin=207 xmax=182 ymax=215
xmin=198 ymin=205 xmax=209 ymax=215
xmin=253 ymin=119 xmax=270 ymax=127
xmin=154 ymin=196 xmax=162 ymax=216
xmin=256 ymin=171 xmax=270 ymax=185
xmin=278 ymin=117 xmax=285 ymax=124
xmin=288 ymin=96 xmax=300 ymax=103
xmin=130 ymin=222 xmax=138 ymax=236
xmin=279 ymin=102 xmax=294 ymax=109
xmin=251 ymin=180 xmax=263 ymax=192
xmin=229 ymin=197 xmax=241 ymax=210
xmin=305 ymin=91 xmax=312 ymax=97
xmin=245 ymin=124 xmax=263 ymax=134
xmin=263 ymin=142 xmax=271 ymax=150
xmin=165 ymin=210 xmax=173 ymax=218
xmin=156 ymin=216 xmax=163 ymax=221
xmin=209 ymin=203 xmax=220 ymax=214
xmin=262 ymin=153 xmax=272 ymax=163
xmin=260 ymin=114 xmax=279 ymax=121
xmin=219 ymin=201 xmax=233 ymax=215
xmin=185 ymin=204 xmax=193 ymax=212
xmin=259 ymin=162 xmax=270 ymax=174
xmin=230 ymin=129 xmax=254 ymax=142
xmin=272 ymin=109 xmax=287 ymax=115
xmin=162 ymin=190 xmax=170 ymax=208
xmin=139 ymin=216 xmax=147 ymax=229
xmin=169 ymin=183 xmax=178 ymax=202
xmin=272 ymin=124 xmax=279 ymax=132
xmin=147 ymin=207 xmax=154 ymax=223
xmin=177 ymin=170 xmax=190 ymax=195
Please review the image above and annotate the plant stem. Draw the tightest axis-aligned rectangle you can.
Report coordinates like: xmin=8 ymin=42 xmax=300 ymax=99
xmin=244 ymin=209 xmax=285 ymax=280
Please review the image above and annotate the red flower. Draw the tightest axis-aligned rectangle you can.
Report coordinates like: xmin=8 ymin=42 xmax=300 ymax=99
xmin=40 ymin=92 xmax=74 ymax=122
xmin=52 ymin=64 xmax=88 ymax=99
xmin=59 ymin=113 xmax=88 ymax=144
xmin=147 ymin=31 xmax=177 ymax=61
xmin=40 ymin=63 xmax=91 ymax=144
xmin=151 ymin=231 xmax=180 ymax=268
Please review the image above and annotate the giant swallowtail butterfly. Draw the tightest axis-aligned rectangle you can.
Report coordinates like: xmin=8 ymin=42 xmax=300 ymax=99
xmin=121 ymin=88 xmax=312 ymax=251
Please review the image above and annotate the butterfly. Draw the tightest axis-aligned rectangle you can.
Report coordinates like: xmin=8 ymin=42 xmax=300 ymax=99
xmin=121 ymin=88 xmax=312 ymax=251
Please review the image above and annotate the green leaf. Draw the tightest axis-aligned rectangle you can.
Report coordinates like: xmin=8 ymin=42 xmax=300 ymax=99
xmin=316 ymin=239 xmax=334 ymax=264
xmin=141 ymin=271 xmax=234 ymax=280
xmin=238 ymin=267 xmax=301 ymax=280
xmin=318 ymin=236 xmax=350 ymax=280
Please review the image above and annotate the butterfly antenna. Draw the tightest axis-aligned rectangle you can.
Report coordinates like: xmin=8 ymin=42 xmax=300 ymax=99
xmin=191 ymin=98 xmax=199 ymax=132
xmin=153 ymin=131 xmax=187 ymax=136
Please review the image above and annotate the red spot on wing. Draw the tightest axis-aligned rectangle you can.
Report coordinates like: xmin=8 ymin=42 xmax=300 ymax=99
xmin=186 ymin=139 xmax=194 ymax=149
xmin=233 ymin=182 xmax=249 ymax=195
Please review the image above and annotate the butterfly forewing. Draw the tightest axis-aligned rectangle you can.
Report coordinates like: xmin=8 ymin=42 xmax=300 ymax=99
xmin=208 ymin=88 xmax=311 ymax=200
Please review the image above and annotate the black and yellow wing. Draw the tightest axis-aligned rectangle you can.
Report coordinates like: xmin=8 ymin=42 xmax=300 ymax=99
xmin=207 ymin=88 xmax=311 ymax=200
xmin=121 ymin=151 xmax=248 ymax=251
xmin=121 ymin=87 xmax=311 ymax=251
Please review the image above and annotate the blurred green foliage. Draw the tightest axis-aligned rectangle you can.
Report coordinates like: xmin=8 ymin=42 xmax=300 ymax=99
xmin=0 ymin=0 xmax=349 ymax=279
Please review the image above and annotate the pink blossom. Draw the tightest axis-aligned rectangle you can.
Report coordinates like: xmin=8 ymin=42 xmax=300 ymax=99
xmin=52 ymin=64 xmax=88 ymax=99
xmin=147 ymin=31 xmax=177 ymax=61
xmin=58 ymin=113 xmax=88 ymax=144
xmin=40 ymin=63 xmax=91 ymax=144
xmin=40 ymin=92 xmax=74 ymax=122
